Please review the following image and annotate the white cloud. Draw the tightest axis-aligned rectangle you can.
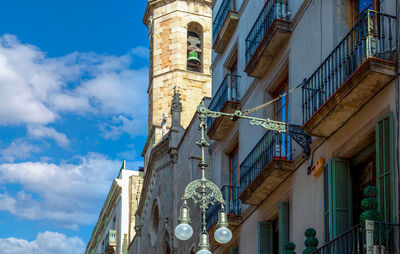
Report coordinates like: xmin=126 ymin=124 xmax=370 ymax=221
xmin=0 ymin=153 xmax=122 ymax=227
xmin=0 ymin=139 xmax=41 ymax=162
xmin=131 ymin=46 xmax=148 ymax=58
xmin=27 ymin=125 xmax=70 ymax=147
xmin=100 ymin=114 xmax=147 ymax=140
xmin=0 ymin=231 xmax=85 ymax=254
xmin=0 ymin=34 xmax=148 ymax=137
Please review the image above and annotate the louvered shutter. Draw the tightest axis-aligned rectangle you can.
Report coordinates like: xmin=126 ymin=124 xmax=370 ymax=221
xmin=258 ymin=221 xmax=273 ymax=254
xmin=278 ymin=201 xmax=289 ymax=254
xmin=324 ymin=159 xmax=352 ymax=240
xmin=376 ymin=112 xmax=395 ymax=222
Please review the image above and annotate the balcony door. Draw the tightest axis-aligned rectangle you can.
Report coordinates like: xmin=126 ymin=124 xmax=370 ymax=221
xmin=351 ymin=0 xmax=379 ymax=25
xmin=273 ymin=78 xmax=289 ymax=159
xmin=229 ymin=148 xmax=240 ymax=214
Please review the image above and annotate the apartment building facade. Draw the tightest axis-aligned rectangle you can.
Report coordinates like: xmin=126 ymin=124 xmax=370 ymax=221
xmin=85 ymin=162 xmax=143 ymax=254
xmin=206 ymin=0 xmax=399 ymax=253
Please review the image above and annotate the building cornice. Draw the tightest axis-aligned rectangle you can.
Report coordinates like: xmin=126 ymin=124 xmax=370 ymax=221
xmin=85 ymin=180 xmax=122 ymax=253
xmin=143 ymin=0 xmax=212 ymax=27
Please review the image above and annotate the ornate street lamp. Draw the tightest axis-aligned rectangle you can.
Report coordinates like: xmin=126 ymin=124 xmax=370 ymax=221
xmin=175 ymin=102 xmax=310 ymax=253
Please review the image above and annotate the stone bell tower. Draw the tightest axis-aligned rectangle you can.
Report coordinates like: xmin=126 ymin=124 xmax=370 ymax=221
xmin=142 ymin=0 xmax=212 ymax=155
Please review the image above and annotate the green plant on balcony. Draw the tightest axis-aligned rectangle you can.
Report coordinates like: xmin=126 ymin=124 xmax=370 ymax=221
xmin=360 ymin=185 xmax=389 ymax=247
xmin=360 ymin=186 xmax=381 ymax=222
xmin=284 ymin=242 xmax=296 ymax=254
xmin=303 ymin=228 xmax=318 ymax=254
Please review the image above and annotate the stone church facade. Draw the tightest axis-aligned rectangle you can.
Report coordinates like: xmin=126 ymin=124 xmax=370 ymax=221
xmin=129 ymin=0 xmax=213 ymax=253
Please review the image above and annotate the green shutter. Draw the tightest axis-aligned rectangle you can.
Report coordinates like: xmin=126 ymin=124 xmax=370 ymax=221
xmin=258 ymin=221 xmax=273 ymax=254
xmin=376 ymin=112 xmax=395 ymax=222
xmin=324 ymin=159 xmax=352 ymax=241
xmin=230 ymin=246 xmax=238 ymax=254
xmin=278 ymin=201 xmax=289 ymax=254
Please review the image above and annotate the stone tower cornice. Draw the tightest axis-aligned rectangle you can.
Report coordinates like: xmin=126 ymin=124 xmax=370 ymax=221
xmin=143 ymin=0 xmax=212 ymax=27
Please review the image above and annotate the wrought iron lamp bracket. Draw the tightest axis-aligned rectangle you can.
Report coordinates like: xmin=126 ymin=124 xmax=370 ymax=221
xmin=197 ymin=101 xmax=312 ymax=157
xmin=287 ymin=124 xmax=312 ymax=158
xmin=197 ymin=102 xmax=287 ymax=133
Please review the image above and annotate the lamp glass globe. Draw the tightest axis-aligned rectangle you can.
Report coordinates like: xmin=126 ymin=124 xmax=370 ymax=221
xmin=174 ymin=223 xmax=193 ymax=240
xmin=196 ymin=250 xmax=212 ymax=254
xmin=214 ymin=226 xmax=232 ymax=244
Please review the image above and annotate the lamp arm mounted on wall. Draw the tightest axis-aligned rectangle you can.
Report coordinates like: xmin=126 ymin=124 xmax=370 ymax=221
xmin=196 ymin=102 xmax=312 ymax=157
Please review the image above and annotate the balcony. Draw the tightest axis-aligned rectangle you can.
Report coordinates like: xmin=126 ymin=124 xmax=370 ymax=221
xmin=206 ymin=186 xmax=242 ymax=244
xmin=207 ymin=74 xmax=240 ymax=140
xmin=302 ymin=10 xmax=397 ymax=137
xmin=213 ymin=0 xmax=239 ymax=53
xmin=239 ymin=130 xmax=294 ymax=205
xmin=312 ymin=221 xmax=399 ymax=253
xmin=105 ymin=229 xmax=116 ymax=254
xmin=244 ymin=0 xmax=291 ymax=78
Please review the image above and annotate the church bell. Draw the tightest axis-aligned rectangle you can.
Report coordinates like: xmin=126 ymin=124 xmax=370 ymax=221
xmin=187 ymin=50 xmax=201 ymax=63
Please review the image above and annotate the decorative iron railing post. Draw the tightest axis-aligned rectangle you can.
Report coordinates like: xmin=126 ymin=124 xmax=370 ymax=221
xmin=365 ymin=220 xmax=374 ymax=254
xmin=366 ymin=10 xmax=373 ymax=59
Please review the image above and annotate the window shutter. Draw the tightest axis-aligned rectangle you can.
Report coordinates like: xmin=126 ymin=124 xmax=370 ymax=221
xmin=278 ymin=201 xmax=289 ymax=254
xmin=258 ymin=221 xmax=273 ymax=254
xmin=230 ymin=246 xmax=238 ymax=254
xmin=376 ymin=112 xmax=395 ymax=222
xmin=324 ymin=159 xmax=352 ymax=241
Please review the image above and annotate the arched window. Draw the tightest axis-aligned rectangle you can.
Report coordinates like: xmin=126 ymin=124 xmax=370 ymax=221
xmin=187 ymin=22 xmax=203 ymax=72
xmin=150 ymin=201 xmax=159 ymax=246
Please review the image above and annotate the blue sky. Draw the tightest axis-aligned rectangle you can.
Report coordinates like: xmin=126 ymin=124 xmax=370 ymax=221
xmin=0 ymin=0 xmax=148 ymax=253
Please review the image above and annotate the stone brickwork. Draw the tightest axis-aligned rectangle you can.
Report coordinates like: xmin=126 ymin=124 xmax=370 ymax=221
xmin=128 ymin=173 xmax=143 ymax=243
xmin=144 ymin=0 xmax=212 ymax=146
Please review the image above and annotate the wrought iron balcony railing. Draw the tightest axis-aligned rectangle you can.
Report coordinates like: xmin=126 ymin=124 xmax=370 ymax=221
xmin=245 ymin=0 xmax=289 ymax=66
xmin=239 ymin=129 xmax=293 ymax=195
xmin=213 ymin=0 xmax=233 ymax=44
xmin=302 ymin=10 xmax=397 ymax=124
xmin=105 ymin=229 xmax=116 ymax=250
xmin=312 ymin=221 xmax=399 ymax=254
xmin=206 ymin=185 xmax=242 ymax=231
xmin=207 ymin=74 xmax=240 ymax=128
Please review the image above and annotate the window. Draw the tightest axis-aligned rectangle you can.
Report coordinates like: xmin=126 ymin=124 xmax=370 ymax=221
xmin=150 ymin=202 xmax=160 ymax=246
xmin=324 ymin=112 xmax=395 ymax=242
xmin=112 ymin=216 xmax=116 ymax=230
xmin=273 ymin=79 xmax=288 ymax=123
xmin=187 ymin=22 xmax=203 ymax=72
xmin=351 ymin=0 xmax=379 ymax=24
xmin=229 ymin=148 xmax=240 ymax=214
xmin=273 ymin=78 xmax=289 ymax=159
xmin=258 ymin=202 xmax=289 ymax=253
xmin=224 ymin=47 xmax=239 ymax=102
xmin=229 ymin=148 xmax=239 ymax=187
xmin=351 ymin=143 xmax=376 ymax=226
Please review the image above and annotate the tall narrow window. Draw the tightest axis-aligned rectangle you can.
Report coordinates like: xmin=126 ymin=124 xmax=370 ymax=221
xmin=273 ymin=78 xmax=289 ymax=159
xmin=187 ymin=22 xmax=203 ymax=72
xmin=351 ymin=0 xmax=379 ymax=25
xmin=229 ymin=148 xmax=240 ymax=214
xmin=273 ymin=79 xmax=289 ymax=123
xmin=229 ymin=148 xmax=239 ymax=187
